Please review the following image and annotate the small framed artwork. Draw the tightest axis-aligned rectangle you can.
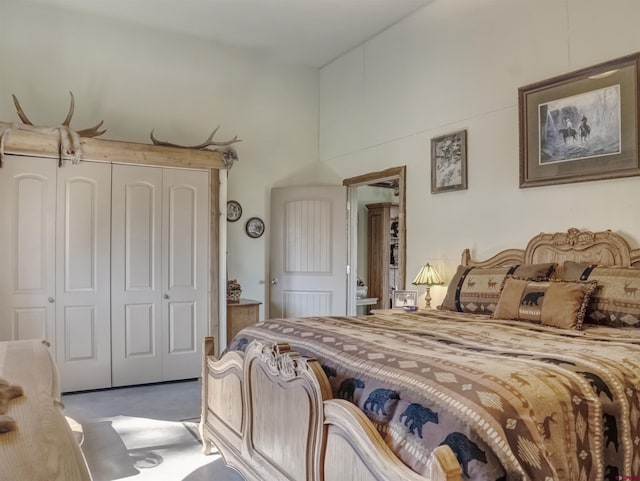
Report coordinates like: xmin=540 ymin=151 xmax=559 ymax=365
xmin=245 ymin=217 xmax=265 ymax=238
xmin=431 ymin=130 xmax=468 ymax=194
xmin=392 ymin=290 xmax=418 ymax=308
xmin=519 ymin=52 xmax=640 ymax=188
xmin=227 ymin=200 xmax=242 ymax=222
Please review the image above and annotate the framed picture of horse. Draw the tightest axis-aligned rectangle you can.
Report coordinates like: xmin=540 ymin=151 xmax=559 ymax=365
xmin=519 ymin=51 xmax=640 ymax=188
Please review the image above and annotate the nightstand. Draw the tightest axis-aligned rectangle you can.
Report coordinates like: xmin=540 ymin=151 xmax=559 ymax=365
xmin=369 ymin=308 xmax=406 ymax=315
xmin=370 ymin=307 xmax=431 ymax=315
xmin=227 ymin=298 xmax=262 ymax=343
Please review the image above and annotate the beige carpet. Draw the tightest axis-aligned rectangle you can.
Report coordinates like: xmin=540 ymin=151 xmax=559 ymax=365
xmin=63 ymin=381 xmax=244 ymax=481
xmin=80 ymin=415 xmax=239 ymax=481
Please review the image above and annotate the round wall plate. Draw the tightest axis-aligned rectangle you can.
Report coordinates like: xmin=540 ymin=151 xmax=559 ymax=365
xmin=227 ymin=200 xmax=242 ymax=222
xmin=245 ymin=217 xmax=265 ymax=238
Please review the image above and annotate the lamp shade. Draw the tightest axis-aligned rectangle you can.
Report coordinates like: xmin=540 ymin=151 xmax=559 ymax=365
xmin=412 ymin=263 xmax=445 ymax=286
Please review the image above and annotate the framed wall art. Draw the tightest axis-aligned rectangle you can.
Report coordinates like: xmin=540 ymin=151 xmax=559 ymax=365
xmin=245 ymin=217 xmax=265 ymax=238
xmin=431 ymin=130 xmax=467 ymax=194
xmin=227 ymin=200 xmax=242 ymax=222
xmin=519 ymin=52 xmax=640 ymax=188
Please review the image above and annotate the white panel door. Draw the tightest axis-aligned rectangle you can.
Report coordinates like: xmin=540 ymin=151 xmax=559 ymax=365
xmin=270 ymin=186 xmax=347 ymax=318
xmin=161 ymin=168 xmax=209 ymax=381
xmin=0 ymin=156 xmax=56 ymax=342
xmin=111 ymin=165 xmax=163 ymax=386
xmin=55 ymin=161 xmax=112 ymax=392
xmin=112 ymin=165 xmax=208 ymax=385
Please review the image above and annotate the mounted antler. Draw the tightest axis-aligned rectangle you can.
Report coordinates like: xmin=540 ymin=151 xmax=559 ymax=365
xmin=150 ymin=126 xmax=241 ymax=169
xmin=12 ymin=92 xmax=106 ymax=138
xmin=150 ymin=126 xmax=241 ymax=149
xmin=0 ymin=92 xmax=107 ymax=167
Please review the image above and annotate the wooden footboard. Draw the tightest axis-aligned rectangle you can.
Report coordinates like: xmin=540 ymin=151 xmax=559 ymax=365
xmin=200 ymin=337 xmax=462 ymax=481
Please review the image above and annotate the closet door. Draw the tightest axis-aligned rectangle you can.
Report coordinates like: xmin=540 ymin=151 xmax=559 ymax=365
xmin=111 ymin=165 xmax=209 ymax=385
xmin=0 ymin=156 xmax=56 ymax=343
xmin=55 ymin=161 xmax=112 ymax=392
xmin=161 ymin=168 xmax=209 ymax=381
xmin=111 ymin=165 xmax=163 ymax=386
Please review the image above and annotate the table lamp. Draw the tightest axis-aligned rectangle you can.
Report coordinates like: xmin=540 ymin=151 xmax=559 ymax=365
xmin=412 ymin=263 xmax=445 ymax=307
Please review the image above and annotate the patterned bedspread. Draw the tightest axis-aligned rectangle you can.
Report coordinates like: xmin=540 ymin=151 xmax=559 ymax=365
xmin=228 ymin=310 xmax=640 ymax=481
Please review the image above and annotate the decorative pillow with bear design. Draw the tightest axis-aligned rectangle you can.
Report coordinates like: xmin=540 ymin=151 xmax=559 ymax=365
xmin=439 ymin=263 xmax=557 ymax=314
xmin=562 ymin=261 xmax=640 ymax=327
xmin=493 ymin=277 xmax=597 ymax=329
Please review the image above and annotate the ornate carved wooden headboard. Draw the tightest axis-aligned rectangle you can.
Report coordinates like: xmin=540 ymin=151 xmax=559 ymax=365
xmin=461 ymin=228 xmax=640 ymax=268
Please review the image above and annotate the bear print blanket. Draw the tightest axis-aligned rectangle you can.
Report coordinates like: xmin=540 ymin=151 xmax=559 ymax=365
xmin=229 ymin=310 xmax=640 ymax=481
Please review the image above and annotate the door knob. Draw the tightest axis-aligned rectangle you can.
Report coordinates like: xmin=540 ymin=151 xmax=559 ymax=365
xmin=163 ymin=294 xmax=170 ymax=299
xmin=48 ymin=297 xmax=55 ymax=303
xmin=271 ymin=278 xmax=279 ymax=285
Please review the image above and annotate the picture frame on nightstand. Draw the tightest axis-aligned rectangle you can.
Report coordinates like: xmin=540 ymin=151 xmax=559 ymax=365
xmin=392 ymin=290 xmax=418 ymax=308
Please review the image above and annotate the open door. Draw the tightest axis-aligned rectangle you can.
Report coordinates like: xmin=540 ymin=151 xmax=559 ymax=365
xmin=270 ymin=186 xmax=347 ymax=318
xmin=343 ymin=166 xmax=406 ymax=315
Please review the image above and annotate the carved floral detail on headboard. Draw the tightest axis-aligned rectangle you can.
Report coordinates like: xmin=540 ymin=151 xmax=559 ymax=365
xmin=550 ymin=228 xmax=597 ymax=247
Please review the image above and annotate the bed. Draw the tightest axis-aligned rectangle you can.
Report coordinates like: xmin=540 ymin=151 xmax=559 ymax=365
xmin=200 ymin=228 xmax=640 ymax=481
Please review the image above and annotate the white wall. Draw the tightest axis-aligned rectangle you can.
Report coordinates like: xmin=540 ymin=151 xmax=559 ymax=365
xmin=4 ymin=0 xmax=640 ymax=317
xmin=0 ymin=1 xmax=320 ymax=321
xmin=319 ymin=0 xmax=640 ymax=307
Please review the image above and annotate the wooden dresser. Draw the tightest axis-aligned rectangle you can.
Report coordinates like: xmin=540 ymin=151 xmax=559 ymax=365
xmin=0 ymin=339 xmax=91 ymax=481
xmin=227 ymin=298 xmax=262 ymax=343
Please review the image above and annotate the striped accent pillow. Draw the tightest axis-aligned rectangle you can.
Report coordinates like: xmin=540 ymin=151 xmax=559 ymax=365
xmin=562 ymin=261 xmax=640 ymax=327
xmin=439 ymin=263 xmax=557 ymax=314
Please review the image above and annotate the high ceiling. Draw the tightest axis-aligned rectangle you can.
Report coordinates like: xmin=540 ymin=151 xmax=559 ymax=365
xmin=20 ymin=0 xmax=433 ymax=68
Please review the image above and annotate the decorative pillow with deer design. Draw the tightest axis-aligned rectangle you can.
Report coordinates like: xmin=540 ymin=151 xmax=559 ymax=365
xmin=562 ymin=262 xmax=640 ymax=327
xmin=439 ymin=263 xmax=557 ymax=314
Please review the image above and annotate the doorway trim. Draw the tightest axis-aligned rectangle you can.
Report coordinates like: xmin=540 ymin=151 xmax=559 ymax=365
xmin=343 ymin=166 xmax=406 ymax=315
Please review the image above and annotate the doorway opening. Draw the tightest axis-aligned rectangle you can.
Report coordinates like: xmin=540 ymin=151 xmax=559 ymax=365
xmin=343 ymin=166 xmax=406 ymax=315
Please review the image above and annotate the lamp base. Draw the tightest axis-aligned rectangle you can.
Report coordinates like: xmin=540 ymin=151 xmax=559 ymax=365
xmin=424 ymin=286 xmax=432 ymax=308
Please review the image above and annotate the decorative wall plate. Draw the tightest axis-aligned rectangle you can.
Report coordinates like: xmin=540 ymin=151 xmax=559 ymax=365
xmin=227 ymin=200 xmax=242 ymax=222
xmin=245 ymin=217 xmax=265 ymax=238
